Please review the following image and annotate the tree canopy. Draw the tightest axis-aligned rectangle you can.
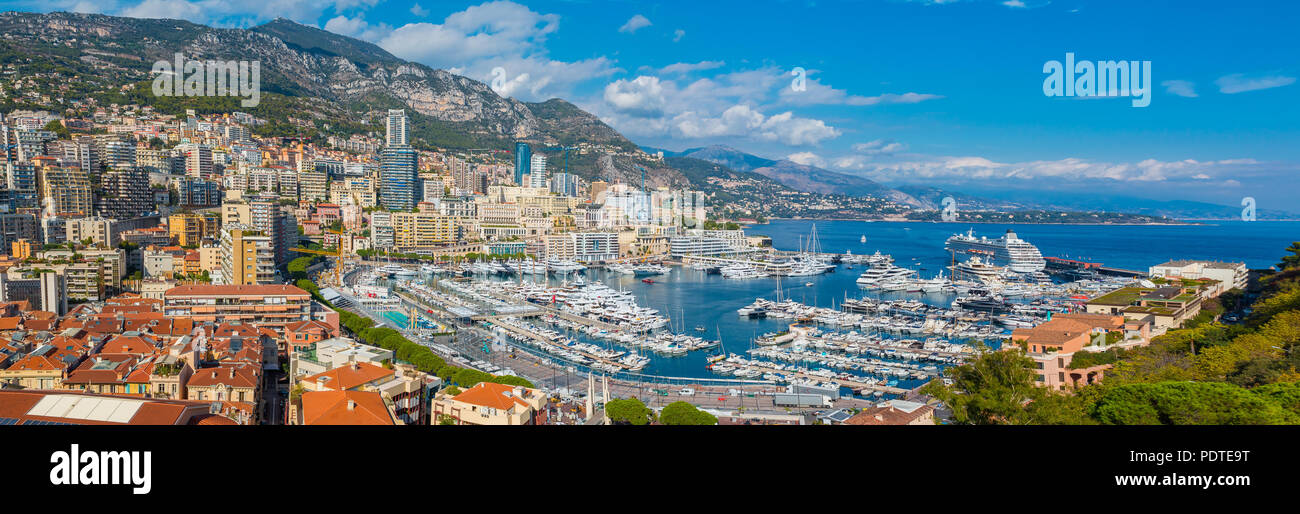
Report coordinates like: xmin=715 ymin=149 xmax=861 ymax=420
xmin=605 ymin=397 xmax=654 ymax=425
xmin=658 ymin=401 xmax=718 ymax=425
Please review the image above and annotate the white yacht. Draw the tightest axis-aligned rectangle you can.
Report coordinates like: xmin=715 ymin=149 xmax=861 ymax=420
xmin=855 ymin=262 xmax=916 ymax=286
xmin=632 ymin=263 xmax=669 ymax=276
xmin=606 ymin=263 xmax=635 ymax=275
xmin=944 ymin=228 xmax=1046 ymax=273
xmin=949 ymin=256 xmax=1004 ymax=285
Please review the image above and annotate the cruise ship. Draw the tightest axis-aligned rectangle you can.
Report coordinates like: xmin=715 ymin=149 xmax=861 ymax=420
xmin=944 ymin=229 xmax=1046 ymax=273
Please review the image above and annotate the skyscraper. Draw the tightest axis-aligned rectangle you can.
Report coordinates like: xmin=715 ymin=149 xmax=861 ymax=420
xmin=178 ymin=143 xmax=213 ymax=179
xmin=386 ymin=109 xmax=409 ymax=147
xmin=37 ymin=163 xmax=93 ymax=218
xmin=95 ymin=165 xmax=152 ymax=219
xmin=380 ymin=110 xmax=418 ymax=211
xmin=380 ymin=145 xmax=418 ymax=211
xmin=528 ymin=154 xmax=548 ymax=189
xmin=513 ymin=142 xmax=531 ymax=185
xmin=220 ymin=224 xmax=276 ymax=285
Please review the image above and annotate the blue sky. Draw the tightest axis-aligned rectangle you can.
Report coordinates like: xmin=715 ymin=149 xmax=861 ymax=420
xmin=8 ymin=0 xmax=1300 ymax=210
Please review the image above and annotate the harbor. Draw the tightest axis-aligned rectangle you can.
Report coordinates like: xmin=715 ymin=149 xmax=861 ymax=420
xmin=334 ymin=219 xmax=1298 ymax=408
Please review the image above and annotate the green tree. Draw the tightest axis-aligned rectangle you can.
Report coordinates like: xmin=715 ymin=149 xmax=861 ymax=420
xmin=44 ymin=120 xmax=70 ymax=139
xmin=1251 ymin=381 xmax=1300 ymax=417
xmin=489 ymin=375 xmax=535 ymax=388
xmin=919 ymin=348 xmax=1046 ymax=425
xmin=658 ymin=401 xmax=717 ymax=425
xmin=1091 ymin=381 xmax=1298 ymax=425
xmin=604 ymin=397 xmax=654 ymax=425
xmin=1278 ymin=242 xmax=1300 ymax=270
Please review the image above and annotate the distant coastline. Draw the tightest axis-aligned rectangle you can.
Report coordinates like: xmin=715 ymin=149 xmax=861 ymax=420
xmin=755 ymin=217 xmax=1202 ymax=226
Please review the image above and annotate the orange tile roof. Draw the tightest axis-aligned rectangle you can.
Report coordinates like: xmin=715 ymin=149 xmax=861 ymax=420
xmin=6 ymin=354 xmax=66 ymax=371
xmin=844 ymin=404 xmax=936 ymax=426
xmin=302 ymin=361 xmax=393 ymax=391
xmin=452 ymin=382 xmax=536 ymax=411
xmin=23 ymin=319 xmax=57 ymax=331
xmin=187 ymin=364 xmax=260 ymax=388
xmin=0 ymin=390 xmax=210 ymax=425
xmin=101 ymin=334 xmax=161 ymax=355
xmin=0 ymin=317 xmax=20 ymax=330
xmin=188 ymin=414 xmax=239 ymax=425
xmin=165 ymin=284 xmax=310 ymax=297
xmin=300 ymin=390 xmax=394 ymax=425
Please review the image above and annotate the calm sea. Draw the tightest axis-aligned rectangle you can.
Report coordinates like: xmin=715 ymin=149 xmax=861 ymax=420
xmin=488 ymin=220 xmax=1299 ymax=382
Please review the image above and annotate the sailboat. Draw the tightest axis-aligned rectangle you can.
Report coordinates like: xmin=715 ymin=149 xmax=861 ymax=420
xmin=706 ymin=326 xmax=727 ymax=364
xmin=860 ymin=235 xmax=867 ymax=243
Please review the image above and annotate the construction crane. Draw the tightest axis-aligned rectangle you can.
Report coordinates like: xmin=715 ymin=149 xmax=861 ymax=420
xmin=544 ymin=145 xmax=578 ymax=174
xmin=290 ymin=229 xmax=346 ymax=286
xmin=634 ymin=164 xmax=648 ymax=192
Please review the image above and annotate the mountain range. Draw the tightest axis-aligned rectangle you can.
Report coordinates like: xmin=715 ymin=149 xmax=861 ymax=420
xmin=1 ymin=11 xmax=1285 ymax=219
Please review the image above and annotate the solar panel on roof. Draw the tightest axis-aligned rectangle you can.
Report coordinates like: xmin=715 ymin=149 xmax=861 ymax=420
xmin=0 ymin=417 xmax=20 ymax=425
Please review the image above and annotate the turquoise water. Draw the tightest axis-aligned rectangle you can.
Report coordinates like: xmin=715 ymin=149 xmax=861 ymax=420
xmin=469 ymin=220 xmax=1300 ymax=386
xmin=381 ymin=310 xmax=410 ymax=327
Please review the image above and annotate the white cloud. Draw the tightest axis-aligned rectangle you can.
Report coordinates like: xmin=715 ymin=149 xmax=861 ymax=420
xmin=787 ymin=152 xmax=827 ymax=167
xmin=651 ymin=61 xmax=726 ymax=75
xmin=1161 ymin=80 xmax=1198 ymax=98
xmin=673 ymin=29 xmax=685 ymax=42
xmin=779 ymin=74 xmax=942 ymax=106
xmin=856 ymin=156 xmax=1275 ymax=183
xmin=755 ymin=111 xmax=841 ymax=146
xmin=603 ymin=76 xmax=668 ymax=117
xmin=1215 ymin=73 xmax=1296 ymax=94
xmin=118 ymin=0 xmax=381 ymax=26
xmin=664 ymin=105 xmax=839 ymax=146
xmin=852 ymin=140 xmax=907 ymax=155
xmin=378 ymin=2 xmax=560 ymax=67
xmin=410 ymin=3 xmax=429 ymax=17
xmin=341 ymin=1 xmax=618 ymax=102
xmin=1002 ymin=0 xmax=1026 ymax=7
xmin=323 ymin=15 xmax=393 ymax=41
xmin=619 ymin=14 xmax=652 ymax=34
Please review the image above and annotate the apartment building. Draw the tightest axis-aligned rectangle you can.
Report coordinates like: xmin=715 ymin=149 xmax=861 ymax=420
xmin=219 ymin=225 xmax=277 ymax=285
xmin=163 ymin=284 xmax=313 ymax=330
xmin=431 ymin=381 xmax=546 ymax=425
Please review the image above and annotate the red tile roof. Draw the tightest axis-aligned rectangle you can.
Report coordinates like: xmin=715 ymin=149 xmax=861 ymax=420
xmin=452 ymin=382 xmax=537 ymax=411
xmin=300 ymin=390 xmax=394 ymax=425
xmin=165 ymin=284 xmax=309 ymax=297
xmin=301 ymin=361 xmax=393 ymax=391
